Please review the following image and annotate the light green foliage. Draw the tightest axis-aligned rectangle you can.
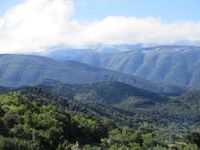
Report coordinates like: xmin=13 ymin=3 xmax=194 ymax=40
xmin=0 ymin=93 xmax=106 ymax=150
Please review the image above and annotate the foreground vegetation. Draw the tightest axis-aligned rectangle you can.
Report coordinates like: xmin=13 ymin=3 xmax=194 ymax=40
xmin=0 ymin=93 xmax=199 ymax=150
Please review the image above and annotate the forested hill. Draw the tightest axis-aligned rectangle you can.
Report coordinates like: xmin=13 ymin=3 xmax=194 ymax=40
xmin=8 ymin=80 xmax=199 ymax=131
xmin=34 ymin=80 xmax=165 ymax=105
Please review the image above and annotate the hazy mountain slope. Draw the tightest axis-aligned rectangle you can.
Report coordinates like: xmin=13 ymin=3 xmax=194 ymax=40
xmin=0 ymin=86 xmax=9 ymax=93
xmin=40 ymin=44 xmax=143 ymax=59
xmin=56 ymin=46 xmax=200 ymax=87
xmin=0 ymin=54 xmax=183 ymax=93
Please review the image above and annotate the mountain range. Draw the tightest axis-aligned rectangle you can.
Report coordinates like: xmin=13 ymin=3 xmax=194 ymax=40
xmin=44 ymin=45 xmax=200 ymax=88
xmin=0 ymin=54 xmax=185 ymax=93
xmin=0 ymin=46 xmax=199 ymax=149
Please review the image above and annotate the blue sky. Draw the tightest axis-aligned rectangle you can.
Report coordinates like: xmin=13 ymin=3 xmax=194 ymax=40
xmin=0 ymin=0 xmax=22 ymax=15
xmin=73 ymin=0 xmax=200 ymax=22
xmin=1 ymin=0 xmax=200 ymax=22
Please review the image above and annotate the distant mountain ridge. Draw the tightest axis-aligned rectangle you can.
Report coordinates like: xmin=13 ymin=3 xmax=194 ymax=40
xmin=0 ymin=54 xmax=185 ymax=93
xmin=48 ymin=45 xmax=200 ymax=87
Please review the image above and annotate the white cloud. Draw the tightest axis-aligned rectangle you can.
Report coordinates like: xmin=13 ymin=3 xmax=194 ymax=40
xmin=0 ymin=0 xmax=77 ymax=53
xmin=82 ymin=17 xmax=200 ymax=45
xmin=0 ymin=0 xmax=200 ymax=53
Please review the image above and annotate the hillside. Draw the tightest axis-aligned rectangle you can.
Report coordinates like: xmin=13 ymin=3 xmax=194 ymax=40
xmin=0 ymin=54 xmax=185 ymax=93
xmin=1 ymin=93 xmax=199 ymax=150
xmin=12 ymin=80 xmax=200 ymax=130
xmin=35 ymin=79 xmax=165 ymax=105
xmin=54 ymin=46 xmax=200 ymax=87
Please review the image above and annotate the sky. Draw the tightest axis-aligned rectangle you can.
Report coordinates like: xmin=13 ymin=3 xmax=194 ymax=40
xmin=73 ymin=0 xmax=200 ymax=23
xmin=0 ymin=0 xmax=200 ymax=53
xmin=1 ymin=0 xmax=200 ymax=22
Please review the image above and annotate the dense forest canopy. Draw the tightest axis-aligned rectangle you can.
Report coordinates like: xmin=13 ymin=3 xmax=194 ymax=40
xmin=0 ymin=83 xmax=200 ymax=150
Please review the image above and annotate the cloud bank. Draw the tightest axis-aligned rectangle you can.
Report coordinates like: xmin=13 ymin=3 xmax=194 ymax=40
xmin=0 ymin=0 xmax=200 ymax=53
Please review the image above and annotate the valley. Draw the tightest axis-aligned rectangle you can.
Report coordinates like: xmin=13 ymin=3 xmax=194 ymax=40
xmin=0 ymin=46 xmax=199 ymax=150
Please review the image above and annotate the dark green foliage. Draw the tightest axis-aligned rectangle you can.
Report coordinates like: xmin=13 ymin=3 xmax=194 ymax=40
xmin=0 ymin=136 xmax=37 ymax=150
xmin=184 ymin=132 xmax=200 ymax=147
xmin=35 ymin=80 xmax=165 ymax=105
xmin=15 ymin=80 xmax=200 ymax=131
